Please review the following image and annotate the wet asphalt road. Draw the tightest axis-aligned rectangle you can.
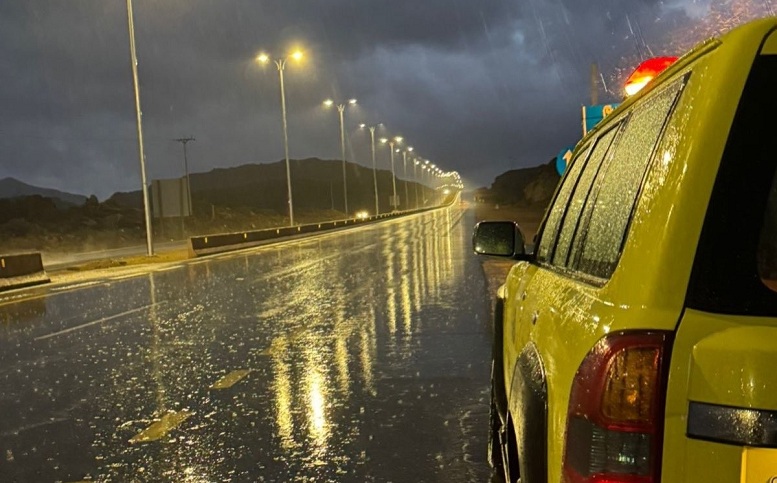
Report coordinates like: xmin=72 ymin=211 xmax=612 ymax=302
xmin=0 ymin=206 xmax=495 ymax=483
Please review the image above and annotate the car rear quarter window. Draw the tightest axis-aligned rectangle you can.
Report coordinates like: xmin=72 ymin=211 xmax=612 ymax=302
xmin=553 ymin=126 xmax=620 ymax=269
xmin=536 ymin=144 xmax=591 ymax=263
xmin=577 ymin=80 xmax=685 ymax=280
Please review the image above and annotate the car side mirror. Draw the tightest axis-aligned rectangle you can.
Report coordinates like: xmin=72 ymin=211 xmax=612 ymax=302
xmin=472 ymin=221 xmax=530 ymax=259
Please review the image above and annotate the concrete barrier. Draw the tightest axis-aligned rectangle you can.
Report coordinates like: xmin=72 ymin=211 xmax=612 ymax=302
xmin=188 ymin=201 xmax=452 ymax=257
xmin=0 ymin=252 xmax=50 ymax=291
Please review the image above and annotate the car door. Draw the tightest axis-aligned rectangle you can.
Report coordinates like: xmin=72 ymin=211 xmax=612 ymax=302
xmin=506 ymin=125 xmax=618 ymax=483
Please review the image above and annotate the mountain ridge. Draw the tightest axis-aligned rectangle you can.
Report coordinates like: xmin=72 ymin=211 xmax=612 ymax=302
xmin=0 ymin=177 xmax=88 ymax=207
xmin=475 ymin=159 xmax=560 ymax=208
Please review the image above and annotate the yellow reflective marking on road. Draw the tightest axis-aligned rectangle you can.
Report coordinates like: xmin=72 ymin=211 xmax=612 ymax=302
xmin=128 ymin=410 xmax=193 ymax=444
xmin=210 ymin=369 xmax=252 ymax=389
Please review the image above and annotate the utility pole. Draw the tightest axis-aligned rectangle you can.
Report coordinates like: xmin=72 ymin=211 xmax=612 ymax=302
xmin=174 ymin=137 xmax=195 ymax=215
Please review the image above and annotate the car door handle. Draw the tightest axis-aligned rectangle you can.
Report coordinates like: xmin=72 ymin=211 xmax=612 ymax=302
xmin=521 ymin=291 xmax=527 ymax=301
xmin=531 ymin=311 xmax=539 ymax=325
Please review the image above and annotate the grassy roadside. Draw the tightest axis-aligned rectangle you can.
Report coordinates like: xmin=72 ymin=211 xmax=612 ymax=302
xmin=60 ymin=249 xmax=191 ymax=272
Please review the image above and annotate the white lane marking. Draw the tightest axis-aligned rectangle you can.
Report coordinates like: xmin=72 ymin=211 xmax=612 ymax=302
xmin=34 ymin=302 xmax=166 ymax=341
xmin=110 ymin=274 xmax=143 ymax=282
xmin=50 ymin=281 xmax=103 ymax=292
xmin=154 ymin=265 xmax=183 ymax=273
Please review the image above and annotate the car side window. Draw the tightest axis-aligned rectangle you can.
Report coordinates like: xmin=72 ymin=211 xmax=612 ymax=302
xmin=552 ymin=125 xmax=621 ymax=269
xmin=535 ymin=144 xmax=592 ymax=263
xmin=576 ymin=79 xmax=685 ymax=279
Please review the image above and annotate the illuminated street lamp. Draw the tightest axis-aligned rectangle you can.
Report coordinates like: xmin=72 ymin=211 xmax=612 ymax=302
xmin=257 ymin=49 xmax=305 ymax=226
xmin=359 ymin=123 xmax=382 ymax=215
xmin=380 ymin=136 xmax=402 ymax=211
xmin=125 ymin=0 xmax=153 ymax=255
xmin=323 ymin=98 xmax=357 ymax=215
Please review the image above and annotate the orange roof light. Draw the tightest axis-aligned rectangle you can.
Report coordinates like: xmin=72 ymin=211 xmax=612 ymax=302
xmin=623 ymin=56 xmax=678 ymax=97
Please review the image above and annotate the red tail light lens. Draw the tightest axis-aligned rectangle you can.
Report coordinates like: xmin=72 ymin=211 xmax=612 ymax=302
xmin=562 ymin=332 xmax=672 ymax=483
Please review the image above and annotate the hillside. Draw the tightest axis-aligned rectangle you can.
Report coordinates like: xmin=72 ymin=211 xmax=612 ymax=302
xmin=108 ymin=158 xmax=429 ymax=215
xmin=0 ymin=177 xmax=87 ymax=207
xmin=475 ymin=159 xmax=560 ymax=208
xmin=0 ymin=158 xmax=436 ymax=255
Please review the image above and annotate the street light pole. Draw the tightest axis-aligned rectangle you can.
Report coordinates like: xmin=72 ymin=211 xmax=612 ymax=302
xmin=413 ymin=158 xmax=420 ymax=209
xmin=381 ymin=136 xmax=402 ymax=211
xmin=125 ymin=0 xmax=153 ymax=256
xmin=359 ymin=123 xmax=383 ymax=215
xmin=325 ymin=99 xmax=357 ymax=216
xmin=258 ymin=51 xmax=303 ymax=227
xmin=402 ymin=148 xmax=411 ymax=210
xmin=423 ymin=161 xmax=431 ymax=205
xmin=388 ymin=141 xmax=397 ymax=211
xmin=422 ymin=165 xmax=428 ymax=205
xmin=338 ymin=105 xmax=347 ymax=215
xmin=369 ymin=126 xmax=379 ymax=215
xmin=276 ymin=59 xmax=294 ymax=226
xmin=174 ymin=137 xmax=195 ymax=215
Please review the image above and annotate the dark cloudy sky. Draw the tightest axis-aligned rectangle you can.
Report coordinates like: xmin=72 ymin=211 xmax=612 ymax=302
xmin=0 ymin=0 xmax=773 ymax=199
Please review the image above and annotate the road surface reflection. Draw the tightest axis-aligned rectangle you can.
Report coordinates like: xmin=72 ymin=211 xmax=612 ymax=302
xmin=0 ymin=206 xmax=493 ymax=482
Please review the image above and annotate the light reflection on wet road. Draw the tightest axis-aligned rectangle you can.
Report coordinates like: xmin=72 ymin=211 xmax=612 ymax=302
xmin=0 ymin=206 xmax=493 ymax=482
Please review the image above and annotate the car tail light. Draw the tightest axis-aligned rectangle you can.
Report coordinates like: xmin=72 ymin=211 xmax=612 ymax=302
xmin=562 ymin=331 xmax=672 ymax=483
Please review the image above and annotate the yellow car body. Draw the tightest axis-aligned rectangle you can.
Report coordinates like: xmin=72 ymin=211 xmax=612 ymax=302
xmin=476 ymin=17 xmax=777 ymax=483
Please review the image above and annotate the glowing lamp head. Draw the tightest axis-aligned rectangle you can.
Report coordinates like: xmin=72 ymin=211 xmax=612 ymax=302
xmin=380 ymin=138 xmax=388 ymax=144
xmin=291 ymin=50 xmax=304 ymax=61
xmin=257 ymin=53 xmax=270 ymax=63
xmin=348 ymin=99 xmax=357 ymax=105
xmin=323 ymin=99 xmax=334 ymax=107
xmin=359 ymin=123 xmax=366 ymax=128
xmin=624 ymin=56 xmax=678 ymax=97
xmin=394 ymin=136 xmax=403 ymax=143
xmin=407 ymin=147 xmax=414 ymax=152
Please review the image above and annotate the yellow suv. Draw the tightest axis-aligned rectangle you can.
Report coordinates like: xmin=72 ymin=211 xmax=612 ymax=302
xmin=473 ymin=17 xmax=777 ymax=483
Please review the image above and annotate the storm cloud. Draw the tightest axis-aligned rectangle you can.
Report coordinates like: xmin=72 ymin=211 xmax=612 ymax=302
xmin=0 ymin=0 xmax=773 ymax=199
